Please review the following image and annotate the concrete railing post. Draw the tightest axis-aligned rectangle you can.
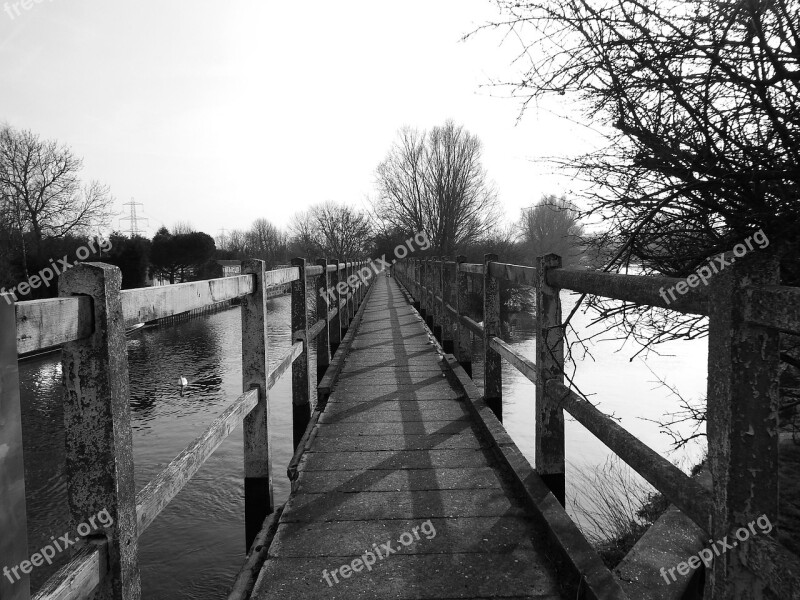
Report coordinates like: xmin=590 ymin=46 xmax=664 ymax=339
xmin=336 ymin=260 xmax=347 ymax=338
xmin=241 ymin=259 xmax=273 ymax=550
xmin=483 ymin=253 xmax=502 ymax=421
xmin=420 ymin=258 xmax=428 ymax=321
xmin=59 ymin=263 xmax=141 ymax=599
xmin=455 ymin=256 xmax=473 ymax=378
xmin=1 ymin=296 xmax=31 ymax=600
xmin=316 ymin=258 xmax=331 ymax=385
xmin=432 ymin=257 xmax=443 ymax=342
xmin=705 ymin=253 xmax=780 ymax=599
xmin=291 ymin=258 xmax=311 ymax=449
xmin=536 ymin=254 xmax=566 ymax=505
xmin=441 ymin=259 xmax=454 ymax=353
xmin=327 ymin=259 xmax=342 ymax=355
xmin=425 ymin=258 xmax=434 ymax=329
xmin=412 ymin=259 xmax=421 ymax=311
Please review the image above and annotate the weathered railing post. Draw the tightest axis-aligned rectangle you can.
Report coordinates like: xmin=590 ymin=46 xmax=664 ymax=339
xmin=345 ymin=261 xmax=354 ymax=326
xmin=705 ymin=253 xmax=780 ymax=599
xmin=327 ymin=259 xmax=342 ymax=354
xmin=241 ymin=259 xmax=273 ymax=550
xmin=536 ymin=254 xmax=566 ymax=505
xmin=315 ymin=258 xmax=331 ymax=384
xmin=441 ymin=259 xmax=454 ymax=353
xmin=416 ymin=258 xmax=422 ymax=314
xmin=1 ymin=296 xmax=31 ymax=600
xmin=59 ymin=263 xmax=141 ymax=599
xmin=455 ymin=256 xmax=473 ymax=377
xmin=420 ymin=258 xmax=428 ymax=321
xmin=336 ymin=259 xmax=348 ymax=338
xmin=291 ymin=258 xmax=311 ymax=449
xmin=425 ymin=258 xmax=434 ymax=329
xmin=483 ymin=253 xmax=502 ymax=421
xmin=432 ymin=257 xmax=443 ymax=342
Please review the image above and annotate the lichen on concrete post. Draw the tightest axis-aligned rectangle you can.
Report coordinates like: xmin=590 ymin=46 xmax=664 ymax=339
xmin=441 ymin=259 xmax=454 ymax=354
xmin=705 ymin=252 xmax=780 ymax=599
xmin=536 ymin=254 xmax=566 ymax=506
xmin=0 ymin=296 xmax=31 ymax=600
xmin=241 ymin=259 xmax=273 ymax=551
xmin=483 ymin=253 xmax=502 ymax=421
xmin=315 ymin=258 xmax=331 ymax=385
xmin=455 ymin=256 xmax=473 ymax=378
xmin=291 ymin=258 xmax=311 ymax=450
xmin=327 ymin=259 xmax=342 ymax=355
xmin=59 ymin=262 xmax=141 ymax=599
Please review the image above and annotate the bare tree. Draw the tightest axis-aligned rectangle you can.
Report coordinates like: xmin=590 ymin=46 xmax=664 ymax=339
xmin=471 ymin=0 xmax=800 ymax=352
xmin=374 ymin=120 xmax=500 ymax=254
xmin=0 ymin=125 xmax=113 ymax=254
xmin=246 ymin=218 xmax=288 ymax=267
xmin=518 ymin=195 xmax=584 ymax=266
xmin=171 ymin=221 xmax=194 ymax=235
xmin=288 ymin=210 xmax=323 ymax=259
xmin=310 ymin=202 xmax=372 ymax=258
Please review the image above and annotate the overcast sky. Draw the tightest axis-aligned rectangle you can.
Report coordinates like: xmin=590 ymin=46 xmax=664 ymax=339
xmin=1 ymin=0 xmax=599 ymax=237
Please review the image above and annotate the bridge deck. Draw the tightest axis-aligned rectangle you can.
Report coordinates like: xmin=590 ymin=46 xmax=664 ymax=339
xmin=251 ymin=276 xmax=564 ymax=599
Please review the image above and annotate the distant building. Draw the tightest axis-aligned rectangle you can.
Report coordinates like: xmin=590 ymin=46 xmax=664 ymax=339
xmin=216 ymin=260 xmax=242 ymax=277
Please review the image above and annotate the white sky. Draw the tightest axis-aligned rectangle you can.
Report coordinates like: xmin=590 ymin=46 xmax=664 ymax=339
xmin=0 ymin=0 xmax=600 ymax=237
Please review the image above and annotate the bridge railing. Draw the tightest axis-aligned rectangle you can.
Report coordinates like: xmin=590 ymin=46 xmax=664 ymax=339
xmin=1 ymin=258 xmax=376 ymax=600
xmin=394 ymin=253 xmax=800 ymax=600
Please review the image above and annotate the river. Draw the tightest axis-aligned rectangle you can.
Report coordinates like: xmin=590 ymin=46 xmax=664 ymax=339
xmin=19 ymin=290 xmax=706 ymax=598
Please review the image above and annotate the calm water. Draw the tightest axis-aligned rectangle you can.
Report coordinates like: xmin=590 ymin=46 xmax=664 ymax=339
xmin=20 ymin=290 xmax=706 ymax=598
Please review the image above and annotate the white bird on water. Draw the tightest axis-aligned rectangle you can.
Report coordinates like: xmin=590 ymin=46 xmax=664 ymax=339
xmin=179 ymin=376 xmax=189 ymax=396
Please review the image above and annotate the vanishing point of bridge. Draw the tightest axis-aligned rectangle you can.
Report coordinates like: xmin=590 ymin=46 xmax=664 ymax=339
xmin=2 ymin=253 xmax=798 ymax=600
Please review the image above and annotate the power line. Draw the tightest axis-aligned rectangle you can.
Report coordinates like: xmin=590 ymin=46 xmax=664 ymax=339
xmin=120 ymin=200 xmax=149 ymax=237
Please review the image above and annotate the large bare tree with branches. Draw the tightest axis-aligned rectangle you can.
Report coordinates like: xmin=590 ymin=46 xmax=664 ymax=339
xmin=374 ymin=120 xmax=500 ymax=254
xmin=474 ymin=0 xmax=799 ymax=347
xmin=0 ymin=126 xmax=113 ymax=254
xmin=289 ymin=202 xmax=372 ymax=259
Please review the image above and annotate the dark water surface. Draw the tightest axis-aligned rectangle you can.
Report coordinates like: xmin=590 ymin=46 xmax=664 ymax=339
xmin=20 ymin=291 xmax=705 ymax=598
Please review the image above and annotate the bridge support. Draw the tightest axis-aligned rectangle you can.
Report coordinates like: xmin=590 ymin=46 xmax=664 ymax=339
xmin=60 ymin=263 xmax=141 ymax=599
xmin=705 ymin=253 xmax=781 ymax=599
xmin=315 ymin=258 xmax=331 ymax=386
xmin=441 ymin=259 xmax=454 ymax=354
xmin=0 ymin=297 xmax=31 ymax=600
xmin=483 ymin=253 xmax=502 ymax=422
xmin=242 ymin=260 xmax=273 ymax=551
xmin=455 ymin=256 xmax=473 ymax=378
xmin=291 ymin=258 xmax=311 ymax=450
xmin=536 ymin=254 xmax=566 ymax=506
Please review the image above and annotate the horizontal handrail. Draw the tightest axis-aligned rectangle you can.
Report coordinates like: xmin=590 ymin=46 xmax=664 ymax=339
xmin=267 ymin=342 xmax=303 ymax=391
xmin=16 ymin=296 xmax=92 ymax=355
xmin=136 ymin=387 xmax=260 ymax=535
xmin=307 ymin=318 xmax=327 ymax=342
xmin=122 ymin=274 xmax=256 ymax=328
xmin=489 ymin=337 xmax=537 ymax=384
xmin=547 ymin=267 xmax=709 ymax=315
xmin=546 ymin=380 xmax=712 ymax=528
xmin=458 ymin=262 xmax=484 ymax=274
xmin=32 ymin=540 xmax=107 ymax=600
xmin=488 ymin=262 xmax=537 ymax=286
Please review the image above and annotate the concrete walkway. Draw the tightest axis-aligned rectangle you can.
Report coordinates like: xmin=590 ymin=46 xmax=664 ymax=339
xmin=251 ymin=275 xmax=563 ymax=599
